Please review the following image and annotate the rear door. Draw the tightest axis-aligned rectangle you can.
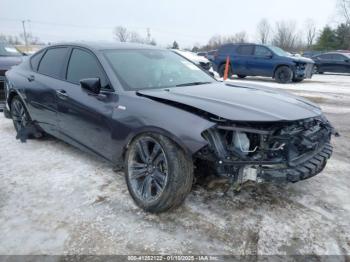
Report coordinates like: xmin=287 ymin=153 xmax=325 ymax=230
xmin=25 ymin=47 xmax=70 ymax=135
xmin=57 ymin=47 xmax=117 ymax=160
xmin=233 ymin=45 xmax=254 ymax=75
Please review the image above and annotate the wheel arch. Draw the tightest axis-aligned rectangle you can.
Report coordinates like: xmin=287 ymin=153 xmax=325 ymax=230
xmin=121 ymin=126 xmax=202 ymax=163
xmin=7 ymin=90 xmax=28 ymax=113
xmin=273 ymin=64 xmax=294 ymax=78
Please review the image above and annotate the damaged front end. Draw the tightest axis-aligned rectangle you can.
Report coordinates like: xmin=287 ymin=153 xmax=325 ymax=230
xmin=197 ymin=115 xmax=336 ymax=184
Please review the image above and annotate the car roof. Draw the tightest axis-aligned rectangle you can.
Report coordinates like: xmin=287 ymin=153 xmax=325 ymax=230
xmin=316 ymin=52 xmax=346 ymax=56
xmin=45 ymin=41 xmax=161 ymax=51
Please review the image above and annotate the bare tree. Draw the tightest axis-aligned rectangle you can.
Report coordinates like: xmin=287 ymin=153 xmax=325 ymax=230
xmin=337 ymin=0 xmax=350 ymax=25
xmin=305 ymin=19 xmax=317 ymax=48
xmin=129 ymin=31 xmax=143 ymax=43
xmin=207 ymin=35 xmax=223 ymax=49
xmin=257 ymin=19 xmax=271 ymax=44
xmin=272 ymin=21 xmax=300 ymax=51
xmin=113 ymin=26 xmax=157 ymax=45
xmin=231 ymin=31 xmax=248 ymax=43
xmin=114 ymin=26 xmax=130 ymax=42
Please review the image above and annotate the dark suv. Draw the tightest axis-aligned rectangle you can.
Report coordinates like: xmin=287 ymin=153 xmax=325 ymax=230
xmin=0 ymin=42 xmax=24 ymax=111
xmin=213 ymin=44 xmax=314 ymax=83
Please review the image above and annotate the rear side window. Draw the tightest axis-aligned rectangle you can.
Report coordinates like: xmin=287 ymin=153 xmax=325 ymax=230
xmin=30 ymin=50 xmax=45 ymax=71
xmin=236 ymin=45 xmax=254 ymax=55
xmin=38 ymin=47 xmax=68 ymax=78
xmin=66 ymin=48 xmax=108 ymax=88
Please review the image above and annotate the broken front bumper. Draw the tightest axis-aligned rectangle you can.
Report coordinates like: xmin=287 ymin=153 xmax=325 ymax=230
xmin=260 ymin=143 xmax=333 ymax=183
xmin=295 ymin=63 xmax=314 ymax=79
xmin=216 ymin=142 xmax=333 ymax=184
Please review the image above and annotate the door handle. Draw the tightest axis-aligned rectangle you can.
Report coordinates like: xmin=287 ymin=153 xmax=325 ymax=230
xmin=56 ymin=89 xmax=68 ymax=99
xmin=27 ymin=75 xmax=35 ymax=82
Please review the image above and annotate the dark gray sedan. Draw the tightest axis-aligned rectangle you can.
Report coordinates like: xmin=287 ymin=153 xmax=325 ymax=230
xmin=4 ymin=42 xmax=336 ymax=213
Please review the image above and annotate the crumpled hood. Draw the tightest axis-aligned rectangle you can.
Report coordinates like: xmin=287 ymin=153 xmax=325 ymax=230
xmin=137 ymin=82 xmax=323 ymax=122
xmin=0 ymin=56 xmax=24 ymax=70
xmin=290 ymin=56 xmax=314 ymax=64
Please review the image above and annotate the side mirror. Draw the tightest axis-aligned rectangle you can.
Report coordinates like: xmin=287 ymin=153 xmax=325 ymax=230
xmin=80 ymin=78 xmax=101 ymax=94
xmin=345 ymin=59 xmax=350 ymax=63
xmin=265 ymin=54 xmax=273 ymax=59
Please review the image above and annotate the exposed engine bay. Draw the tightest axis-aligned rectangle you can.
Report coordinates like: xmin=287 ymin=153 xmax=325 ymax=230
xmin=197 ymin=116 xmax=336 ymax=184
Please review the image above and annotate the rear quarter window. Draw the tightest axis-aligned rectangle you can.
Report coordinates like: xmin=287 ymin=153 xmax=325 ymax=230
xmin=219 ymin=45 xmax=235 ymax=55
xmin=236 ymin=45 xmax=254 ymax=55
xmin=30 ymin=50 xmax=45 ymax=71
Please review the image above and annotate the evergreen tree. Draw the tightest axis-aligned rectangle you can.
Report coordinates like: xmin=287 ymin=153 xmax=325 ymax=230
xmin=172 ymin=41 xmax=179 ymax=49
xmin=315 ymin=26 xmax=338 ymax=50
xmin=335 ymin=23 xmax=350 ymax=50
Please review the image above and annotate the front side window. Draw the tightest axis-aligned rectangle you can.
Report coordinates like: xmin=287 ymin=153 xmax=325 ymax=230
xmin=66 ymin=48 xmax=108 ymax=88
xmin=38 ymin=47 xmax=68 ymax=78
xmin=332 ymin=54 xmax=347 ymax=61
xmin=104 ymin=49 xmax=214 ymax=91
xmin=255 ymin=46 xmax=272 ymax=57
xmin=268 ymin=46 xmax=290 ymax=57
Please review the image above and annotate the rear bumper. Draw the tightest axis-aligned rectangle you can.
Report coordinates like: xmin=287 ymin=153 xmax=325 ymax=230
xmin=260 ymin=143 xmax=333 ymax=183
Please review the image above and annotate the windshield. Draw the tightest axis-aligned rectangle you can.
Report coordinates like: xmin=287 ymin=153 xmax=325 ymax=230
xmin=268 ymin=46 xmax=290 ymax=57
xmin=0 ymin=43 xmax=22 ymax=56
xmin=103 ymin=49 xmax=214 ymax=91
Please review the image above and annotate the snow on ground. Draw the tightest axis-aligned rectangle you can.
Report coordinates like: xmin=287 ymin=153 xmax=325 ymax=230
xmin=0 ymin=74 xmax=350 ymax=256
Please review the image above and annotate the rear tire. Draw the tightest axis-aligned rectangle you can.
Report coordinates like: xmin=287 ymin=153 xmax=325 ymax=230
xmin=125 ymin=133 xmax=193 ymax=213
xmin=10 ymin=95 xmax=43 ymax=141
xmin=218 ymin=63 xmax=232 ymax=78
xmin=274 ymin=66 xmax=293 ymax=84
xmin=314 ymin=65 xmax=324 ymax=74
xmin=237 ymin=74 xmax=246 ymax=79
xmin=10 ymin=96 xmax=30 ymax=133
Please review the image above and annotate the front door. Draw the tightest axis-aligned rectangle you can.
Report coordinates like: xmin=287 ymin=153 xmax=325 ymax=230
xmin=57 ymin=47 xmax=117 ymax=160
xmin=249 ymin=45 xmax=275 ymax=77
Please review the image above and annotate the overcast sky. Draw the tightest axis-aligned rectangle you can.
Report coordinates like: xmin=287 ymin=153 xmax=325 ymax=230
xmin=0 ymin=0 xmax=338 ymax=48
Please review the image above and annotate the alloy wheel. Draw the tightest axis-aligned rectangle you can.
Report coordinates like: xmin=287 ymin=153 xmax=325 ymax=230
xmin=11 ymin=99 xmax=29 ymax=131
xmin=128 ymin=137 xmax=169 ymax=203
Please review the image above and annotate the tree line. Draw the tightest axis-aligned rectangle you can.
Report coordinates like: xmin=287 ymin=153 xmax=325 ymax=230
xmin=194 ymin=0 xmax=350 ymax=53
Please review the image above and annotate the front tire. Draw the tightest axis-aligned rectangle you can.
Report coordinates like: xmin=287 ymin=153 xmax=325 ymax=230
xmin=237 ymin=74 xmax=247 ymax=79
xmin=125 ymin=133 xmax=193 ymax=213
xmin=274 ymin=66 xmax=293 ymax=84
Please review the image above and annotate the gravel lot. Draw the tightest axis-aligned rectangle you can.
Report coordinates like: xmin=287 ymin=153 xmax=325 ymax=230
xmin=0 ymin=74 xmax=349 ymax=256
